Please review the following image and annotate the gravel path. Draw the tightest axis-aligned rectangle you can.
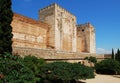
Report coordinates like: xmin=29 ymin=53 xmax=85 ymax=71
xmin=79 ymin=74 xmax=120 ymax=83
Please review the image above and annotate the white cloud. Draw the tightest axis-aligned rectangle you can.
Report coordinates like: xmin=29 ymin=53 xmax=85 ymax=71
xmin=97 ymin=48 xmax=111 ymax=54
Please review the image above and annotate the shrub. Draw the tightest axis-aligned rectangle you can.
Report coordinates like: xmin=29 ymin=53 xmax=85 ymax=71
xmin=0 ymin=53 xmax=35 ymax=83
xmin=40 ymin=62 xmax=95 ymax=83
xmin=95 ymin=59 xmax=120 ymax=75
xmin=23 ymin=55 xmax=46 ymax=82
xmin=84 ymin=56 xmax=97 ymax=64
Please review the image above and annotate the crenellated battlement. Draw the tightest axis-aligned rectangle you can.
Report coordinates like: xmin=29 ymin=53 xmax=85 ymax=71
xmin=39 ymin=3 xmax=76 ymax=18
xmin=39 ymin=3 xmax=56 ymax=12
xmin=55 ymin=3 xmax=76 ymax=18
xmin=77 ymin=23 xmax=91 ymax=27
xmin=13 ymin=13 xmax=50 ymax=29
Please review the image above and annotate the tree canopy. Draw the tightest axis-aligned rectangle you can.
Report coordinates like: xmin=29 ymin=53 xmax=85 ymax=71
xmin=0 ymin=0 xmax=13 ymax=54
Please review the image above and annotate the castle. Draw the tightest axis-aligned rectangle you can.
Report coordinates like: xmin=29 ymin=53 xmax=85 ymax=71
xmin=11 ymin=3 xmax=96 ymax=62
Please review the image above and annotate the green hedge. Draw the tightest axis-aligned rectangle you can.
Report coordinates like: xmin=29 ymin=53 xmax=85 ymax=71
xmin=23 ymin=55 xmax=46 ymax=82
xmin=0 ymin=53 xmax=35 ymax=83
xmin=40 ymin=62 xmax=95 ymax=83
xmin=95 ymin=59 xmax=120 ymax=75
xmin=0 ymin=53 xmax=95 ymax=83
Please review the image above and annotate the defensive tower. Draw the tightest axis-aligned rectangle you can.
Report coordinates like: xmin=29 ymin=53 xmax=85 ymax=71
xmin=39 ymin=3 xmax=77 ymax=52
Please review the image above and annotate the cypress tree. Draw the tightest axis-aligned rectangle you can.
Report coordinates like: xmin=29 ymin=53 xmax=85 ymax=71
xmin=112 ymin=48 xmax=114 ymax=59
xmin=0 ymin=0 xmax=13 ymax=54
xmin=116 ymin=49 xmax=120 ymax=62
xmin=118 ymin=49 xmax=120 ymax=62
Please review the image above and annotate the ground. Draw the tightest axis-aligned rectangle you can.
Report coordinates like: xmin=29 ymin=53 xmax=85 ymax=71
xmin=79 ymin=74 xmax=120 ymax=83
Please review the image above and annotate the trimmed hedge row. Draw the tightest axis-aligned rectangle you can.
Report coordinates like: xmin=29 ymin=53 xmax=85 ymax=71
xmin=95 ymin=59 xmax=120 ymax=75
xmin=0 ymin=53 xmax=95 ymax=83
xmin=40 ymin=62 xmax=95 ymax=83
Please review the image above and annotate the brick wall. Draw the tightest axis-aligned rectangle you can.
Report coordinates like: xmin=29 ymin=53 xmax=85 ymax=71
xmin=11 ymin=13 xmax=50 ymax=49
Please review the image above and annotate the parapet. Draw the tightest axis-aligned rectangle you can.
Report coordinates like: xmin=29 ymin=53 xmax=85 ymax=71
xmin=39 ymin=3 xmax=55 ymax=12
xmin=13 ymin=13 xmax=50 ymax=29
xmin=39 ymin=3 xmax=76 ymax=18
xmin=77 ymin=23 xmax=94 ymax=28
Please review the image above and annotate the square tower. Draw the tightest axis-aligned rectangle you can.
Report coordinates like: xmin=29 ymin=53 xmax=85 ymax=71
xmin=77 ymin=23 xmax=96 ymax=53
xmin=39 ymin=3 xmax=77 ymax=52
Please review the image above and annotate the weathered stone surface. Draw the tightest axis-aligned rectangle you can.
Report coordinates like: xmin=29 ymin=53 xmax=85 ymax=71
xmin=13 ymin=46 xmax=96 ymax=61
xmin=11 ymin=13 xmax=50 ymax=49
xmin=39 ymin=3 xmax=77 ymax=52
xmin=77 ymin=23 xmax=96 ymax=53
xmin=11 ymin=3 xmax=96 ymax=62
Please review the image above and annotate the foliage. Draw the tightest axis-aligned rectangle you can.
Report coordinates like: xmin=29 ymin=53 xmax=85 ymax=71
xmin=0 ymin=0 xmax=13 ymax=54
xmin=115 ymin=49 xmax=120 ymax=62
xmin=40 ymin=62 xmax=95 ymax=83
xmin=84 ymin=56 xmax=97 ymax=64
xmin=111 ymin=48 xmax=114 ymax=59
xmin=23 ymin=55 xmax=46 ymax=82
xmin=0 ymin=53 xmax=35 ymax=83
xmin=95 ymin=59 xmax=120 ymax=75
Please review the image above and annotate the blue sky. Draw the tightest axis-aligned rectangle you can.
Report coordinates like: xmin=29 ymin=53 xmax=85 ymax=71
xmin=12 ymin=0 xmax=120 ymax=54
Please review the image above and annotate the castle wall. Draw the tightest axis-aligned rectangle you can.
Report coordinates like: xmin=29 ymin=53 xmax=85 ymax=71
xmin=39 ymin=3 xmax=77 ymax=52
xmin=11 ymin=3 xmax=96 ymax=61
xmin=39 ymin=4 xmax=55 ymax=49
xmin=89 ymin=24 xmax=96 ymax=53
xmin=13 ymin=46 xmax=96 ymax=60
xmin=11 ymin=13 xmax=50 ymax=49
xmin=77 ymin=23 xmax=96 ymax=53
xmin=13 ymin=46 xmax=103 ymax=65
xmin=13 ymin=46 xmax=102 ymax=65
xmin=77 ymin=24 xmax=90 ymax=52
xmin=55 ymin=4 xmax=77 ymax=52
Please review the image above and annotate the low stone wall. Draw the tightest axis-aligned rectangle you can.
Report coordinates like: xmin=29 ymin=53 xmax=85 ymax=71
xmin=13 ymin=46 xmax=105 ymax=65
xmin=13 ymin=46 xmax=96 ymax=59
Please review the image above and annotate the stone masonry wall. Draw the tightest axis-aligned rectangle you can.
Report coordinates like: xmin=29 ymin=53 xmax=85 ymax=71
xmin=55 ymin=4 xmax=77 ymax=52
xmin=13 ymin=46 xmax=96 ymax=59
xmin=11 ymin=3 xmax=96 ymax=63
xmin=13 ymin=46 xmax=103 ymax=65
xmin=11 ymin=13 xmax=50 ymax=49
xmin=77 ymin=23 xmax=90 ymax=52
xmin=77 ymin=23 xmax=96 ymax=53
xmin=39 ymin=4 xmax=55 ymax=49
xmin=39 ymin=3 xmax=77 ymax=52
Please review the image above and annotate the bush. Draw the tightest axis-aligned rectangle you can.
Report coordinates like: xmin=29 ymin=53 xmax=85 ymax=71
xmin=84 ymin=56 xmax=97 ymax=64
xmin=23 ymin=55 xmax=46 ymax=82
xmin=0 ymin=53 xmax=35 ymax=83
xmin=40 ymin=62 xmax=95 ymax=83
xmin=95 ymin=59 xmax=120 ymax=75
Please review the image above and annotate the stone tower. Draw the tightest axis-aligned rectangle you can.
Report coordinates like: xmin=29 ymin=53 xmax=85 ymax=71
xmin=39 ymin=3 xmax=77 ymax=52
xmin=77 ymin=23 xmax=96 ymax=53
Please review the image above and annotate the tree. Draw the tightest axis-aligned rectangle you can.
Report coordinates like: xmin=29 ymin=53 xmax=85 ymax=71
xmin=0 ymin=0 xmax=13 ymax=54
xmin=112 ymin=48 xmax=114 ymax=59
xmin=115 ymin=49 xmax=120 ymax=62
